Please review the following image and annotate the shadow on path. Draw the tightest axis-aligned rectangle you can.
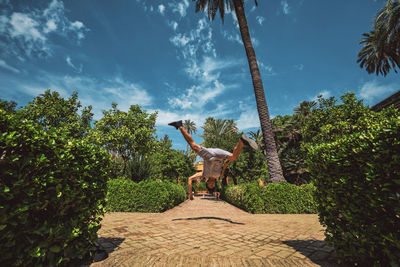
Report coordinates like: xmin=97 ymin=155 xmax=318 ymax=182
xmin=283 ymin=240 xmax=341 ymax=267
xmin=98 ymin=237 xmax=125 ymax=254
xmin=172 ymin=216 xmax=245 ymax=225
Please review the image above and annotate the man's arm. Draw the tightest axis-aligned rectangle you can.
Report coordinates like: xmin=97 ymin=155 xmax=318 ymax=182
xmin=188 ymin=173 xmax=202 ymax=200
xmin=219 ymin=159 xmax=231 ymax=180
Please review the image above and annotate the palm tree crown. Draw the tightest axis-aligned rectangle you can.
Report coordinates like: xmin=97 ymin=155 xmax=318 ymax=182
xmin=357 ymin=0 xmax=400 ymax=76
xmin=201 ymin=117 xmax=238 ymax=140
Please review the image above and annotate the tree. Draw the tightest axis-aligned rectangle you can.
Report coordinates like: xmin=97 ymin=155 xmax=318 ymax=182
xmin=21 ymin=90 xmax=93 ymax=138
xmin=248 ymin=129 xmax=264 ymax=154
xmin=192 ymin=0 xmax=285 ymax=182
xmin=0 ymin=99 xmax=17 ymax=113
xmin=183 ymin=119 xmax=197 ymax=156
xmin=92 ymin=103 xmax=157 ymax=176
xmin=357 ymin=0 xmax=400 ymax=76
xmin=201 ymin=117 xmax=239 ymax=151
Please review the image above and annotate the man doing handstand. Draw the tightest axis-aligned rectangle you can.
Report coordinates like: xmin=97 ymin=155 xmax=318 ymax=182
xmin=168 ymin=120 xmax=258 ymax=200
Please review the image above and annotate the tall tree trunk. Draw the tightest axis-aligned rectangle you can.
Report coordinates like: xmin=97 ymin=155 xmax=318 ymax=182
xmin=233 ymin=0 xmax=285 ymax=182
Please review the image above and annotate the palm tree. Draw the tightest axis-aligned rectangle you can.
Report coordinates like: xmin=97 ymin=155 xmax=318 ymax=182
xmin=248 ymin=129 xmax=265 ymax=154
xmin=201 ymin=117 xmax=237 ymax=139
xmin=357 ymin=0 xmax=400 ymax=76
xmin=192 ymin=0 xmax=285 ymax=182
xmin=183 ymin=119 xmax=197 ymax=156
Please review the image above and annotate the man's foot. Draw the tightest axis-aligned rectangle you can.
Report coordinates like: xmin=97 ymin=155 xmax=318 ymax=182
xmin=168 ymin=120 xmax=183 ymax=129
xmin=240 ymin=134 xmax=258 ymax=150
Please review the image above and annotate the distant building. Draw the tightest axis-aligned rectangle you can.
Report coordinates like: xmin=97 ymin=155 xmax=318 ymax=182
xmin=195 ymin=161 xmax=203 ymax=172
xmin=371 ymin=90 xmax=400 ymax=112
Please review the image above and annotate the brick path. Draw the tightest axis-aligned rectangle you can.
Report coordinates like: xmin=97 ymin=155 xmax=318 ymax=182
xmin=91 ymin=195 xmax=339 ymax=266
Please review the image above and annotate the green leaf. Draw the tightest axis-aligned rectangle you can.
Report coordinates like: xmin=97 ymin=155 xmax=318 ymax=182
xmin=49 ymin=245 xmax=61 ymax=253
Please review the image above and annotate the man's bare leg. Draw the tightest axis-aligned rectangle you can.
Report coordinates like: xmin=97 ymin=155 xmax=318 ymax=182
xmin=178 ymin=126 xmax=201 ymax=152
xmin=169 ymin=120 xmax=201 ymax=152
xmin=227 ymin=140 xmax=244 ymax=161
xmin=188 ymin=172 xmax=203 ymax=200
xmin=226 ymin=134 xmax=258 ymax=161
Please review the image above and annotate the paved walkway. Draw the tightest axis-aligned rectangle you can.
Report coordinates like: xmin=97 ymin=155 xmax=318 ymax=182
xmin=91 ymin=195 xmax=339 ymax=266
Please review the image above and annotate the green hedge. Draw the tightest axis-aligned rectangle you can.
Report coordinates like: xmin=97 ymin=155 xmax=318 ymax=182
xmin=106 ymin=179 xmax=186 ymax=212
xmin=0 ymin=109 xmax=111 ymax=266
xmin=221 ymin=182 xmax=317 ymax=214
xmin=305 ymin=106 xmax=400 ymax=265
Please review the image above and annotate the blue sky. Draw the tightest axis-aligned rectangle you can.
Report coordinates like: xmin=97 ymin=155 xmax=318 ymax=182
xmin=0 ymin=0 xmax=398 ymax=151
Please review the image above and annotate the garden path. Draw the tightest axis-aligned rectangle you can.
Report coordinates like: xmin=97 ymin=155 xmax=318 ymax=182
xmin=91 ymin=194 xmax=339 ymax=267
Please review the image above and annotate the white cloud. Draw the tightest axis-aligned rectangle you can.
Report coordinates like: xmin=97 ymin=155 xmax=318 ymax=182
xmin=168 ymin=20 xmax=178 ymax=31
xmin=236 ymin=98 xmax=260 ymax=130
xmin=44 ymin=19 xmax=57 ymax=33
xmin=0 ymin=15 xmax=9 ymax=33
xmin=170 ymin=18 xmax=216 ymax=60
xmin=65 ymin=56 xmax=83 ymax=73
xmin=0 ymin=0 xmax=88 ymax=58
xmin=222 ymin=31 xmax=259 ymax=47
xmin=359 ymin=80 xmax=397 ymax=104
xmin=70 ymin=21 xmax=84 ymax=30
xmin=170 ymin=33 xmax=190 ymax=47
xmin=258 ymin=61 xmax=275 ymax=75
xmin=222 ymin=31 xmax=242 ymax=45
xmin=310 ymin=90 xmax=332 ymax=102
xmin=281 ymin=0 xmax=291 ymax=15
xmin=11 ymin=71 xmax=153 ymax=120
xmin=170 ymin=0 xmax=190 ymax=18
xmin=158 ymin=4 xmax=166 ymax=15
xmin=168 ymin=56 xmax=240 ymax=110
xmin=0 ymin=59 xmax=20 ymax=73
xmin=9 ymin=13 xmax=46 ymax=42
xmin=256 ymin=16 xmax=265 ymax=26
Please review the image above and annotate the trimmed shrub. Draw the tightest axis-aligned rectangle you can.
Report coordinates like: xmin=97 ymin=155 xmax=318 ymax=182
xmin=0 ymin=109 xmax=111 ymax=266
xmin=305 ymin=106 xmax=400 ymax=266
xmin=106 ymin=179 xmax=186 ymax=212
xmin=262 ymin=183 xmax=317 ymax=214
xmin=222 ymin=182 xmax=317 ymax=214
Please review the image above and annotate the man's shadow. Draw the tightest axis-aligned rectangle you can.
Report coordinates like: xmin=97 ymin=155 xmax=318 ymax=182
xmin=93 ymin=237 xmax=125 ymax=262
xmin=172 ymin=216 xmax=245 ymax=225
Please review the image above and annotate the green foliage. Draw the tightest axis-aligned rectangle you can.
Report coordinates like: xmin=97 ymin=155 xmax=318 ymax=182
xmin=222 ymin=182 xmax=317 ymax=214
xmin=357 ymin=0 xmax=400 ymax=76
xmin=192 ymin=180 xmax=207 ymax=193
xmin=0 ymin=98 xmax=18 ymax=113
xmin=0 ymin=108 xmax=111 ymax=266
xmin=270 ymin=101 xmax=319 ymax=185
xmin=21 ymin=90 xmax=93 ymax=139
xmin=91 ymin=103 xmax=157 ymax=175
xmin=261 ymin=183 xmax=317 ymax=214
xmin=106 ymin=179 xmax=186 ymax=212
xmin=124 ymin=136 xmax=195 ymax=184
xmin=126 ymin=154 xmax=153 ymax=182
xmin=148 ymin=148 xmax=195 ymax=183
xmin=304 ymin=93 xmax=400 ymax=265
xmin=201 ymin=117 xmax=240 ymax=151
xmin=229 ymin=148 xmax=269 ymax=183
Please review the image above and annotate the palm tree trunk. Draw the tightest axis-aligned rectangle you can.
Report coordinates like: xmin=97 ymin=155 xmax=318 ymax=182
xmin=233 ymin=0 xmax=285 ymax=182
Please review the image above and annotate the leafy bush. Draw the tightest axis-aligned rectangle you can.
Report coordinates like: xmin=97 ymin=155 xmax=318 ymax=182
xmin=0 ymin=109 xmax=111 ymax=266
xmin=148 ymin=149 xmax=195 ymax=183
xmin=106 ymin=179 xmax=186 ymax=212
xmin=229 ymin=148 xmax=269 ymax=184
xmin=304 ymin=101 xmax=400 ymax=266
xmin=222 ymin=182 xmax=317 ymax=214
